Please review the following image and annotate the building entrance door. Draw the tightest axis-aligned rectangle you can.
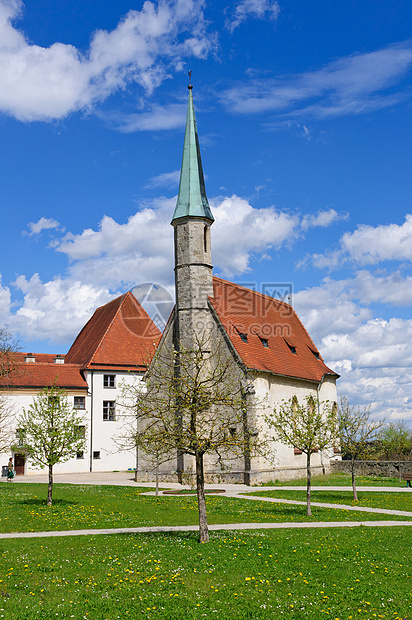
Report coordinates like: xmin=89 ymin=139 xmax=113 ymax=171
xmin=14 ymin=454 xmax=25 ymax=476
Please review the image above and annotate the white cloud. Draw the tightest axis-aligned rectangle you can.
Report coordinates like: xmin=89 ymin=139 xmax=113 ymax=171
xmin=145 ymin=170 xmax=181 ymax=189
xmin=339 ymin=214 xmax=412 ymax=264
xmin=227 ymin=0 xmax=280 ymax=33
xmin=10 ymin=274 xmax=114 ymax=344
xmin=302 ymin=214 xmax=412 ymax=269
xmin=212 ymin=195 xmax=299 ymax=275
xmin=221 ymin=42 xmax=412 ymax=118
xmin=55 ymin=194 xmax=301 ymax=283
xmin=294 ymin=276 xmax=412 ymax=422
xmin=25 ymin=217 xmax=60 ymax=236
xmin=300 ymin=208 xmax=349 ymax=232
xmin=0 ymin=0 xmax=215 ymax=122
xmin=108 ymin=104 xmax=187 ymax=133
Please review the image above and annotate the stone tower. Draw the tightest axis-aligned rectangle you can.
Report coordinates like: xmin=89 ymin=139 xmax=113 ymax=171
xmin=171 ymin=82 xmax=215 ymax=349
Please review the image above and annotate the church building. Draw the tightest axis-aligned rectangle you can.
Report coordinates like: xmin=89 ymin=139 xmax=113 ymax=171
xmin=0 ymin=83 xmax=339 ymax=482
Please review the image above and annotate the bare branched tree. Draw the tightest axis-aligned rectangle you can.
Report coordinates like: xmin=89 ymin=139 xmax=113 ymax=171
xmin=338 ymin=396 xmax=384 ymax=499
xmin=119 ymin=333 xmax=263 ymax=543
xmin=265 ymin=395 xmax=336 ymax=516
xmin=0 ymin=329 xmax=19 ymax=380
xmin=0 ymin=329 xmax=20 ymax=453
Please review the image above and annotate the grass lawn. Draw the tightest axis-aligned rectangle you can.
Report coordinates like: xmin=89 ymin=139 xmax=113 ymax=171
xmin=249 ymin=490 xmax=412 ymax=512
xmin=262 ymin=472 xmax=408 ymax=487
xmin=0 ymin=527 xmax=410 ymax=619
xmin=0 ymin=484 xmax=411 ymax=534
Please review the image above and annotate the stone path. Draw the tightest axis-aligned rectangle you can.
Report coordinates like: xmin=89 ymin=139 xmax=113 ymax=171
xmin=1 ymin=520 xmax=412 ymax=540
xmin=229 ymin=493 xmax=412 ymax=517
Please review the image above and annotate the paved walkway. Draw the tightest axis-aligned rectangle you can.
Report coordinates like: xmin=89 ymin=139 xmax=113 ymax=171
xmin=1 ymin=520 xmax=412 ymax=540
xmin=2 ymin=471 xmax=411 ymax=540
xmin=4 ymin=470 xmax=412 ymax=493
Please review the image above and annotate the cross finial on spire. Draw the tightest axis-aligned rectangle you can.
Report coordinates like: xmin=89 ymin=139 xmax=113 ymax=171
xmin=188 ymin=70 xmax=193 ymax=90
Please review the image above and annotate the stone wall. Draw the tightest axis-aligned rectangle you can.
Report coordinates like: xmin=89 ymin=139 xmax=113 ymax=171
xmin=331 ymin=460 xmax=412 ymax=477
xmin=134 ymin=463 xmax=331 ymax=485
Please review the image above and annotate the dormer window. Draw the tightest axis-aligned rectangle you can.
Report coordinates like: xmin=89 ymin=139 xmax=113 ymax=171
xmin=24 ymin=353 xmax=35 ymax=363
xmin=309 ymin=348 xmax=321 ymax=360
xmin=54 ymin=355 xmax=64 ymax=364
xmin=284 ymin=339 xmax=297 ymax=355
xmin=259 ymin=337 xmax=269 ymax=348
xmin=233 ymin=325 xmax=248 ymax=343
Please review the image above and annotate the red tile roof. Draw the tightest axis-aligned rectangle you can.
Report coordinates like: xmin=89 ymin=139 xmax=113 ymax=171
xmin=65 ymin=291 xmax=161 ymax=369
xmin=1 ymin=353 xmax=87 ymax=389
xmin=210 ymin=277 xmax=338 ymax=383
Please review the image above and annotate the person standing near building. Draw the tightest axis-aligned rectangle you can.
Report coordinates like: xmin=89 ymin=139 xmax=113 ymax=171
xmin=7 ymin=457 xmax=14 ymax=482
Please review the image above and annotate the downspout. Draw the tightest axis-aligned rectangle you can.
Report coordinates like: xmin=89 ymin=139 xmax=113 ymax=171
xmin=89 ymin=370 xmax=94 ymax=473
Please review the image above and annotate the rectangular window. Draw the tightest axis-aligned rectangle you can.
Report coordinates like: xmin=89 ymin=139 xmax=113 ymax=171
xmin=76 ymin=451 xmax=84 ymax=460
xmin=93 ymin=451 xmax=100 ymax=460
xmin=103 ymin=400 xmax=116 ymax=421
xmin=76 ymin=425 xmax=86 ymax=438
xmin=74 ymin=396 xmax=85 ymax=409
xmin=103 ymin=374 xmax=116 ymax=388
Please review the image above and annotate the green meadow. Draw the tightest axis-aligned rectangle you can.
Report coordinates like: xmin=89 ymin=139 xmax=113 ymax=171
xmin=0 ymin=481 xmax=411 ymax=619
xmin=0 ymin=528 xmax=410 ymax=619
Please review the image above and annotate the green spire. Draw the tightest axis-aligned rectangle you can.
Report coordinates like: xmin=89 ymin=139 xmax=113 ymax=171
xmin=171 ymin=86 xmax=214 ymax=224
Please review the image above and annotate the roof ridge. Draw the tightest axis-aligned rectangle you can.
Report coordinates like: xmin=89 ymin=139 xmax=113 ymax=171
xmin=212 ymin=276 xmax=292 ymax=310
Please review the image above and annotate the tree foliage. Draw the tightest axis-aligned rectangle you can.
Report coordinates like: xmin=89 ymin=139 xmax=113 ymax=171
xmin=338 ymin=396 xmax=383 ymax=500
xmin=119 ymin=333 xmax=262 ymax=542
xmin=378 ymin=421 xmax=412 ymax=480
xmin=17 ymin=385 xmax=86 ymax=505
xmin=265 ymin=395 xmax=336 ymax=516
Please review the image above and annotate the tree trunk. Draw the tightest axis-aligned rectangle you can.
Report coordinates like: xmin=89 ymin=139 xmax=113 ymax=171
xmin=306 ymin=451 xmax=312 ymax=517
xmin=134 ymin=447 xmax=138 ymax=483
xmin=47 ymin=464 xmax=53 ymax=507
xmin=351 ymin=460 xmax=358 ymax=501
xmin=195 ymin=451 xmax=209 ymax=543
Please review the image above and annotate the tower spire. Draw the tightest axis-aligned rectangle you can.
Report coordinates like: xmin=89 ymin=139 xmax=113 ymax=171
xmin=171 ymin=78 xmax=214 ymax=223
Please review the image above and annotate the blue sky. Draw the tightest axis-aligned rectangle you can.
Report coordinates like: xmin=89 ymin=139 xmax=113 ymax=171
xmin=1 ymin=0 xmax=412 ymax=423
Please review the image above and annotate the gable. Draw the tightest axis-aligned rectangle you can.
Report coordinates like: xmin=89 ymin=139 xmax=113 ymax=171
xmin=65 ymin=292 xmax=161 ymax=369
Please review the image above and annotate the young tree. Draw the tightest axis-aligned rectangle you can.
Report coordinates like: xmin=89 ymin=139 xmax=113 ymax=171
xmin=265 ymin=395 xmax=336 ymax=516
xmin=114 ymin=415 xmax=174 ymax=496
xmin=338 ymin=396 xmax=383 ymax=500
xmin=378 ymin=421 xmax=412 ymax=480
xmin=16 ymin=385 xmax=86 ymax=506
xmin=120 ymin=334 xmax=261 ymax=543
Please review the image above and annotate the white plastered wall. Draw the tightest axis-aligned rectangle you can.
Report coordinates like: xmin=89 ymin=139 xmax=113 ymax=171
xmin=0 ymin=370 xmax=145 ymax=476
xmin=251 ymin=372 xmax=339 ymax=482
